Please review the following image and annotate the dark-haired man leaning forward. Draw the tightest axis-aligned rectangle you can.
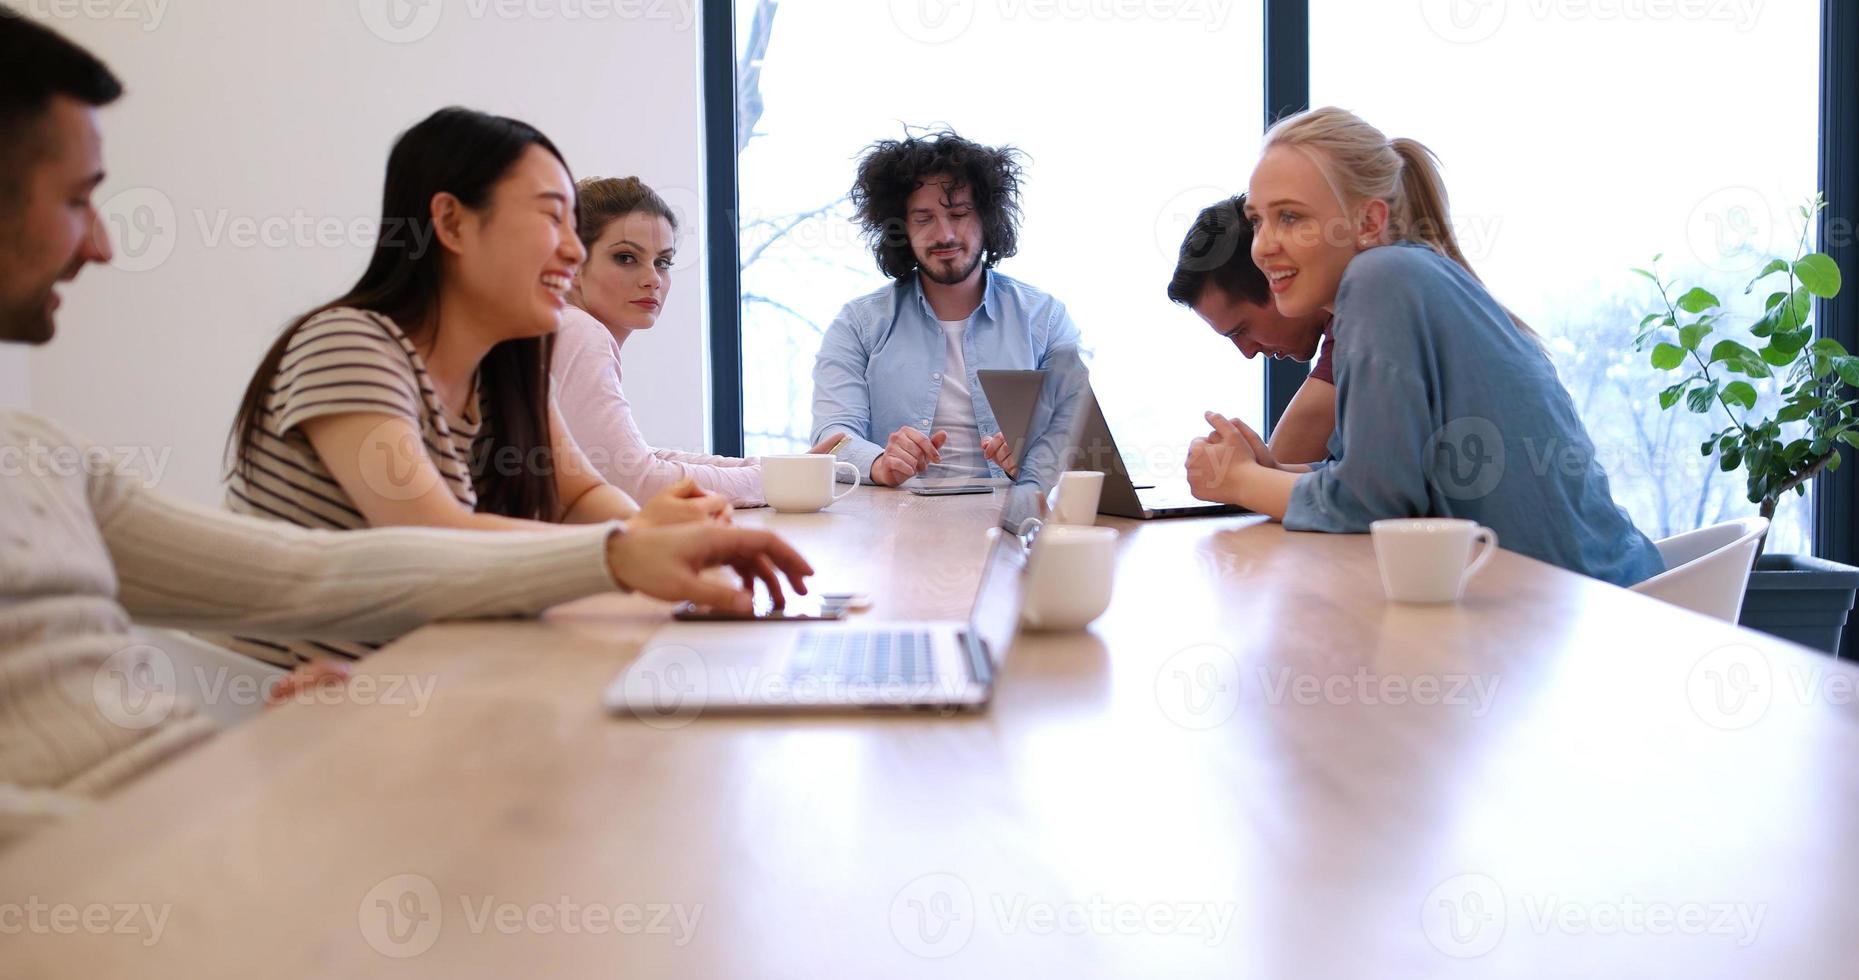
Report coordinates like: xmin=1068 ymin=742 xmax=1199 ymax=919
xmin=1166 ymin=193 xmax=1337 ymax=465
xmin=810 ymin=130 xmax=1082 ymax=487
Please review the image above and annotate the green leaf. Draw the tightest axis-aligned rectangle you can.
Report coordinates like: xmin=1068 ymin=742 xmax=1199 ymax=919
xmin=1788 ymin=286 xmax=1813 ymax=326
xmin=1659 ymin=381 xmax=1689 ymax=410
xmin=1721 ymin=447 xmax=1743 ymax=471
xmin=1708 ymin=339 xmax=1755 ymax=364
xmin=1777 ymin=402 xmax=1811 ymax=423
xmin=1763 ymin=329 xmax=1811 ymax=367
xmin=1638 ymin=313 xmax=1665 ymax=329
xmin=1760 ymin=342 xmax=1801 ymax=368
xmin=1651 ymin=342 xmax=1687 ymax=371
xmin=1841 ymin=431 xmax=1859 ymax=448
xmin=1745 ymin=258 xmax=1790 ymax=292
xmin=1814 ymin=338 xmax=1850 ymax=358
xmin=1831 ymin=452 xmax=1844 ymax=472
xmin=1630 ymin=267 xmax=1659 ymax=284
xmin=1676 ymin=287 xmax=1721 ymax=313
xmin=1707 ymin=339 xmax=1768 ymax=376
xmin=1687 ymin=381 xmax=1721 ymax=414
xmin=1722 ymin=381 xmax=1758 ymax=410
xmin=1679 ymin=322 xmax=1713 ymax=351
xmin=1835 ymin=355 xmax=1859 ymax=388
xmin=1795 ymin=253 xmax=1843 ymax=299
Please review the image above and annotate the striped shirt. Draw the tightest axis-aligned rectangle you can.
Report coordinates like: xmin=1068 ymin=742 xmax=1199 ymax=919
xmin=221 ymin=309 xmax=486 ymax=665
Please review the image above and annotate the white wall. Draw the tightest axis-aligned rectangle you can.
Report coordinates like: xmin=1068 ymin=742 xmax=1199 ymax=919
xmin=26 ymin=0 xmax=707 ymax=504
xmin=0 ymin=347 xmax=27 ymax=409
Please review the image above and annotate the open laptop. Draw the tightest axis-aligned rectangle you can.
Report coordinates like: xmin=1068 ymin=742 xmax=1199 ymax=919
xmin=604 ymin=529 xmax=1026 ymax=717
xmin=977 ymin=369 xmax=1247 ymax=520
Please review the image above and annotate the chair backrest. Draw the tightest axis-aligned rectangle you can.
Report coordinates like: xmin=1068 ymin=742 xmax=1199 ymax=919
xmin=1630 ymin=517 xmax=1769 ymax=623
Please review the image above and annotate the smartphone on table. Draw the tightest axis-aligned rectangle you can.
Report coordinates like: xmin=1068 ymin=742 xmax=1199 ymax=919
xmin=671 ymin=595 xmax=849 ymax=622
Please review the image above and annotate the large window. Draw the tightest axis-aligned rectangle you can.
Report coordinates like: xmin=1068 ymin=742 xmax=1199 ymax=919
xmin=717 ymin=1 xmax=1838 ymax=557
xmin=1311 ymin=1 xmax=1820 ymax=552
xmin=732 ymin=0 xmax=1266 ymax=486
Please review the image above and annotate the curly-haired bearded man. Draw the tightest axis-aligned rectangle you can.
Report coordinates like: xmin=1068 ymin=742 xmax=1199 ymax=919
xmin=809 ymin=130 xmax=1083 ymax=487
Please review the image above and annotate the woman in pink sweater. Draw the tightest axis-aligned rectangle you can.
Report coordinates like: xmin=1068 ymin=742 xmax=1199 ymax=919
xmin=552 ymin=177 xmax=767 ymax=506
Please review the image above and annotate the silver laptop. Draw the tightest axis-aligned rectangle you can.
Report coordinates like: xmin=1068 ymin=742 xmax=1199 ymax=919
xmin=977 ymin=369 xmax=1247 ymax=520
xmin=604 ymin=530 xmax=1026 ymax=717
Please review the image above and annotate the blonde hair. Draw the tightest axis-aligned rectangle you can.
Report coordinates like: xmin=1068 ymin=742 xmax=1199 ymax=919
xmin=1261 ymin=106 xmax=1477 ymax=280
xmin=1262 ymin=106 xmax=1538 ymax=337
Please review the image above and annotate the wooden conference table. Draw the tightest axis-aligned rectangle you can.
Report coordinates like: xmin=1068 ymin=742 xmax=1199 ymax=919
xmin=4 ymin=488 xmax=1859 ymax=978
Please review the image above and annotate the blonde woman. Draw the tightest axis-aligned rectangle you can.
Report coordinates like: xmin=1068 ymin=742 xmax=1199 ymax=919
xmin=1185 ymin=106 xmax=1662 ymax=586
xmin=552 ymin=177 xmax=772 ymax=506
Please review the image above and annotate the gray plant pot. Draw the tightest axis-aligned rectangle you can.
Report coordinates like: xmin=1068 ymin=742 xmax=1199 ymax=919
xmin=1737 ymin=554 xmax=1859 ymax=658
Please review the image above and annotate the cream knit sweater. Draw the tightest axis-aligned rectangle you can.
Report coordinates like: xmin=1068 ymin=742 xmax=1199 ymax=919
xmin=0 ymin=410 xmax=621 ymax=849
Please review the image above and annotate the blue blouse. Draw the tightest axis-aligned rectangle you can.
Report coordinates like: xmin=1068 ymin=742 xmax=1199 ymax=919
xmin=1285 ymin=243 xmax=1665 ymax=587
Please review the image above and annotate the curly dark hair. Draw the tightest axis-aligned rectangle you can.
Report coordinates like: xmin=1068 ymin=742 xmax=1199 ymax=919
xmin=849 ymin=129 xmax=1025 ymax=281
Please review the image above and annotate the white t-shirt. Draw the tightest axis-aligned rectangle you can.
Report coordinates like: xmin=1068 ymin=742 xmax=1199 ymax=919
xmin=927 ymin=316 xmax=988 ymax=479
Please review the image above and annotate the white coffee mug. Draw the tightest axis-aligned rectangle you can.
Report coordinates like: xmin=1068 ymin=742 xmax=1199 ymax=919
xmin=1370 ymin=518 xmax=1498 ymax=603
xmin=1048 ymin=470 xmax=1104 ymax=525
xmin=1022 ymin=524 xmax=1118 ymax=630
xmin=762 ymin=454 xmax=859 ymax=513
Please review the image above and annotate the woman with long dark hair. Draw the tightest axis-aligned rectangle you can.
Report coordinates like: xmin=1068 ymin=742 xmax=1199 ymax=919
xmin=223 ymin=108 xmax=726 ymax=665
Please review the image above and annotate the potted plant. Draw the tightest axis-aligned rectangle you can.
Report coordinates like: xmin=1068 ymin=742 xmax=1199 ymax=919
xmin=1634 ymin=195 xmax=1859 ymax=657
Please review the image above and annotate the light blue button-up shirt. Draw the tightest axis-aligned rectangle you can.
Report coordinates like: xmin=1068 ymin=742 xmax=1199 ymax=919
xmin=811 ymin=270 xmax=1082 ymax=482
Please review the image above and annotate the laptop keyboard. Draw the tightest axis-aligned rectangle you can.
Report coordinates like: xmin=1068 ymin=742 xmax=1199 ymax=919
xmin=786 ymin=629 xmax=937 ymax=686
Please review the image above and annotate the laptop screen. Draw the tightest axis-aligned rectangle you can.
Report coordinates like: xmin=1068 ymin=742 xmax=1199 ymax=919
xmin=966 ymin=530 xmax=1028 ymax=665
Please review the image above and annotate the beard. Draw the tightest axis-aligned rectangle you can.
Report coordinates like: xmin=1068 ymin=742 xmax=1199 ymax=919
xmin=0 ymin=248 xmax=79 ymax=345
xmin=0 ymin=291 xmax=54 ymax=345
xmin=918 ymin=246 xmax=984 ymax=287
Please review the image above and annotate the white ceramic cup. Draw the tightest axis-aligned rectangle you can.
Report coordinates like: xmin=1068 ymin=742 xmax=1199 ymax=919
xmin=762 ymin=454 xmax=859 ymax=513
xmin=1370 ymin=518 xmax=1498 ymax=603
xmin=1048 ymin=470 xmax=1105 ymax=525
xmin=1022 ymin=524 xmax=1118 ymax=630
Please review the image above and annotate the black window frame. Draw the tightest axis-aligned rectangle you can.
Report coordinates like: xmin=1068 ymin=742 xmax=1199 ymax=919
xmin=1817 ymin=0 xmax=1857 ymax=654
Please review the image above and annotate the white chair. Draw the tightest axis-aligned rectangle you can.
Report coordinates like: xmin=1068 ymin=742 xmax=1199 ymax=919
xmin=1630 ymin=516 xmax=1769 ymax=623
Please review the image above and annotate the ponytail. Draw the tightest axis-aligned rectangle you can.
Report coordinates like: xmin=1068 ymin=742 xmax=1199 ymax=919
xmin=1388 ymin=137 xmax=1475 ymax=280
xmin=1263 ymin=107 xmax=1537 ymax=338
